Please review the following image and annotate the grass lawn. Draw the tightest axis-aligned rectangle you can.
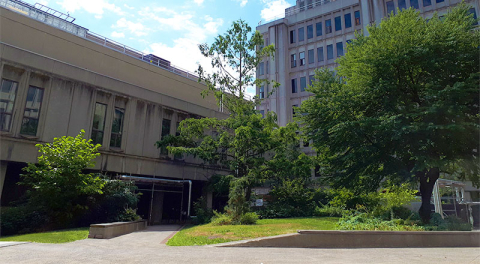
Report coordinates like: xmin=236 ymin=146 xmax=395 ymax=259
xmin=167 ymin=217 xmax=339 ymax=246
xmin=0 ymin=228 xmax=89 ymax=244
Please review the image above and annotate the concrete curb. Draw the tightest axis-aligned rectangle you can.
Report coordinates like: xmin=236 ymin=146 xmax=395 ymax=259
xmin=0 ymin=242 xmax=30 ymax=248
xmin=162 ymin=225 xmax=185 ymax=245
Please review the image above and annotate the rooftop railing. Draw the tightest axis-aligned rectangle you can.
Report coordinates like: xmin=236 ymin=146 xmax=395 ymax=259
xmin=260 ymin=0 xmax=337 ymax=25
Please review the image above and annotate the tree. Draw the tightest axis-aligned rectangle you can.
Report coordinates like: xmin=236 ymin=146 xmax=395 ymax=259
xmin=298 ymin=5 xmax=479 ymax=223
xmin=157 ymin=20 xmax=310 ymax=221
xmin=21 ymin=130 xmax=105 ymax=224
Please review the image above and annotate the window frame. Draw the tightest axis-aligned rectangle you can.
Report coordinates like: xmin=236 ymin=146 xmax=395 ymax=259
xmin=354 ymin=11 xmax=361 ymax=25
xmin=0 ymin=79 xmax=19 ymax=132
xmin=327 ymin=44 xmax=334 ymax=60
xmin=316 ymin=22 xmax=322 ymax=36
xmin=91 ymin=102 xmax=107 ymax=145
xmin=20 ymin=86 xmax=44 ymax=136
xmin=317 ymin=47 xmax=324 ymax=62
xmin=308 ymin=49 xmax=314 ymax=64
xmin=291 ymin=78 xmax=298 ymax=94
xmin=291 ymin=54 xmax=297 ymax=68
xmin=334 ymin=16 xmax=342 ymax=31
xmin=300 ymin=77 xmax=307 ymax=92
xmin=325 ymin=19 xmax=332 ymax=34
xmin=110 ymin=107 xmax=125 ymax=148
xmin=299 ymin=52 xmax=305 ymax=66
xmin=344 ymin=13 xmax=352 ymax=28
xmin=298 ymin=27 xmax=305 ymax=42
xmin=307 ymin=24 xmax=313 ymax=39
xmin=336 ymin=42 xmax=344 ymax=57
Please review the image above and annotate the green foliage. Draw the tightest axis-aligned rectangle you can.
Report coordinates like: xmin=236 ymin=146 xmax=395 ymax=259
xmin=423 ymin=213 xmax=472 ymax=231
xmin=298 ymin=5 xmax=479 ymax=222
xmin=193 ymin=196 xmax=214 ymax=224
xmin=211 ymin=211 xmax=234 ymax=226
xmin=0 ymin=227 xmax=89 ymax=244
xmin=0 ymin=206 xmax=49 ymax=236
xmin=210 ymin=211 xmax=258 ymax=226
xmin=337 ymin=213 xmax=424 ymax=231
xmin=314 ymin=206 xmax=346 ymax=217
xmin=20 ymin=130 xmax=105 ymax=226
xmin=239 ymin=212 xmax=259 ymax=225
xmin=328 ymin=188 xmax=380 ymax=211
xmin=375 ymin=183 xmax=418 ymax=219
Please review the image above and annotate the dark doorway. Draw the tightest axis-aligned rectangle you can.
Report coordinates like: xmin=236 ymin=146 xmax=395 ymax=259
xmin=162 ymin=192 xmax=182 ymax=224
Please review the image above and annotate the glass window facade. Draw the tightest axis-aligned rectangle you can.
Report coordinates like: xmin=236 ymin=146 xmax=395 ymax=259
xmin=410 ymin=0 xmax=419 ymax=9
xmin=325 ymin=19 xmax=332 ymax=34
xmin=308 ymin=49 xmax=314 ymax=64
xmin=423 ymin=0 xmax=432 ymax=7
xmin=336 ymin=42 xmax=344 ymax=57
xmin=299 ymin=52 xmax=305 ymax=66
xmin=307 ymin=24 xmax=313 ymax=39
xmin=354 ymin=11 xmax=361 ymax=25
xmin=291 ymin=54 xmax=297 ymax=68
xmin=327 ymin=44 xmax=334 ymax=60
xmin=398 ymin=0 xmax=407 ymax=10
xmin=344 ymin=13 xmax=352 ymax=28
xmin=317 ymin=47 xmax=324 ymax=62
xmin=259 ymin=86 xmax=265 ymax=99
xmin=298 ymin=27 xmax=305 ymax=42
xmin=110 ymin=107 xmax=124 ymax=148
xmin=0 ymin=79 xmax=18 ymax=132
xmin=291 ymin=79 xmax=297 ymax=93
xmin=290 ymin=30 xmax=296 ymax=43
xmin=316 ymin=22 xmax=322 ymax=36
xmin=20 ymin=86 xmax=44 ymax=136
xmin=335 ymin=16 xmax=342 ymax=31
xmin=300 ymin=77 xmax=307 ymax=92
xmin=91 ymin=103 xmax=107 ymax=145
xmin=160 ymin=118 xmax=171 ymax=154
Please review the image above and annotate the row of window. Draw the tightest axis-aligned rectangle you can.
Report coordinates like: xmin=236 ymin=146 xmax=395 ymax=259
xmin=291 ymin=41 xmax=351 ymax=68
xmin=290 ymin=11 xmax=360 ymax=44
xmin=386 ymin=0 xmax=445 ymax=14
xmin=291 ymin=75 xmax=315 ymax=94
xmin=0 ymin=79 xmax=44 ymax=136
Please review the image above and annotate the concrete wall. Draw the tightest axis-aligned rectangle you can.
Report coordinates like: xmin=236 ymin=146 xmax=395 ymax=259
xmin=88 ymin=220 xmax=148 ymax=239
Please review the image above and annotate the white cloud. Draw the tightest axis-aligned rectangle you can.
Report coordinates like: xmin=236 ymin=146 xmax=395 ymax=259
xmin=57 ymin=0 xmax=125 ymax=16
xmin=260 ymin=0 xmax=292 ymax=21
xmin=234 ymin=0 xmax=248 ymax=7
xmin=111 ymin=31 xmax=125 ymax=38
xmin=123 ymin=4 xmax=135 ymax=10
xmin=193 ymin=0 xmax=204 ymax=5
xmin=113 ymin=17 xmax=149 ymax=36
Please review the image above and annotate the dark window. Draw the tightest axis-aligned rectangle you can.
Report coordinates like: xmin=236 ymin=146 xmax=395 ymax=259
xmin=303 ymin=139 xmax=310 ymax=147
xmin=258 ymin=62 xmax=264 ymax=76
xmin=308 ymin=49 xmax=314 ymax=64
xmin=309 ymin=75 xmax=314 ymax=86
xmin=354 ymin=11 xmax=361 ymax=25
xmin=336 ymin=42 xmax=344 ymax=57
xmin=335 ymin=16 xmax=342 ymax=31
xmin=316 ymin=22 xmax=322 ymax=36
xmin=299 ymin=52 xmax=305 ymax=66
xmin=386 ymin=1 xmax=395 ymax=15
xmin=300 ymin=77 xmax=306 ymax=92
xmin=290 ymin=30 xmax=296 ymax=44
xmin=20 ymin=86 xmax=43 ymax=136
xmin=291 ymin=79 xmax=298 ymax=93
xmin=325 ymin=19 xmax=332 ymax=34
xmin=292 ymin=104 xmax=298 ymax=115
xmin=398 ymin=0 xmax=407 ymax=9
xmin=291 ymin=54 xmax=297 ymax=68
xmin=327 ymin=44 xmax=334 ymax=60
xmin=468 ymin=8 xmax=478 ymax=25
xmin=410 ymin=0 xmax=419 ymax=9
xmin=160 ymin=118 xmax=171 ymax=154
xmin=91 ymin=103 xmax=107 ymax=145
xmin=307 ymin=24 xmax=313 ymax=39
xmin=0 ymin=79 xmax=18 ymax=132
xmin=307 ymin=0 xmax=312 ymax=9
xmin=110 ymin=107 xmax=124 ymax=148
xmin=423 ymin=0 xmax=431 ymax=7
xmin=260 ymin=110 xmax=265 ymax=118
xmin=317 ymin=47 xmax=324 ymax=62
xmin=344 ymin=13 xmax=352 ymax=28
xmin=298 ymin=27 xmax=305 ymax=41
xmin=436 ymin=0 xmax=444 ymax=2
xmin=259 ymin=86 xmax=265 ymax=99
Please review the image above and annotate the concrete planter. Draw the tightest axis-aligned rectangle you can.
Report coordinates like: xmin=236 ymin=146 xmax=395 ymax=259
xmin=88 ymin=220 xmax=147 ymax=239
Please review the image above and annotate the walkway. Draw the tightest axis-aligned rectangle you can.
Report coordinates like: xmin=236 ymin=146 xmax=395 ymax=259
xmin=0 ymin=225 xmax=478 ymax=264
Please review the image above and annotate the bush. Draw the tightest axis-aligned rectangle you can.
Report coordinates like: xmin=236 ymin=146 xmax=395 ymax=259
xmin=314 ymin=206 xmax=346 ymax=217
xmin=337 ymin=213 xmax=424 ymax=231
xmin=193 ymin=197 xmax=214 ymax=224
xmin=0 ymin=206 xmax=49 ymax=236
xmin=423 ymin=214 xmax=472 ymax=231
xmin=211 ymin=211 xmax=233 ymax=226
xmin=239 ymin=212 xmax=258 ymax=225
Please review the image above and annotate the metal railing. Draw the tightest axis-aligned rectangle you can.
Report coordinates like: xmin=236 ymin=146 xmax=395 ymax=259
xmin=261 ymin=0 xmax=337 ymax=24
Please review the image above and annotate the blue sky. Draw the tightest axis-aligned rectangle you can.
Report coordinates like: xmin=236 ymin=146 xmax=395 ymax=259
xmin=24 ymin=0 xmax=296 ymax=96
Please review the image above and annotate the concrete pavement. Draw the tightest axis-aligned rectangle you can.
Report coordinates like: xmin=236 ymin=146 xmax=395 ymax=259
xmin=0 ymin=225 xmax=478 ymax=264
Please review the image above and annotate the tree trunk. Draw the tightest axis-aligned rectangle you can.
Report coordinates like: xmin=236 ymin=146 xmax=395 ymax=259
xmin=418 ymin=168 xmax=440 ymax=223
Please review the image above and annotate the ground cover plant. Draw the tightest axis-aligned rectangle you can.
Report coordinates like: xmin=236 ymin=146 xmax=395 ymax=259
xmin=0 ymin=228 xmax=89 ymax=244
xmin=166 ymin=217 xmax=339 ymax=246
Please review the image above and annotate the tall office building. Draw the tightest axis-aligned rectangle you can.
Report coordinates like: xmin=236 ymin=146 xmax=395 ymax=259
xmin=256 ymin=0 xmax=479 ymax=132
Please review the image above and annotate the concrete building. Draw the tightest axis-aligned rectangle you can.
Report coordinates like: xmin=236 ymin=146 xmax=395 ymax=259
xmin=0 ymin=0 xmax=227 ymax=224
xmin=256 ymin=0 xmax=479 ymax=132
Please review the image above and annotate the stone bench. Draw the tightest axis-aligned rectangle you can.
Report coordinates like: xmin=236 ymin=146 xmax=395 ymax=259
xmin=88 ymin=220 xmax=147 ymax=239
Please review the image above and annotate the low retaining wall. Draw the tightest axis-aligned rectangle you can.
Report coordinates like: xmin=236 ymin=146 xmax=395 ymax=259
xmin=218 ymin=230 xmax=480 ymax=248
xmin=88 ymin=220 xmax=147 ymax=239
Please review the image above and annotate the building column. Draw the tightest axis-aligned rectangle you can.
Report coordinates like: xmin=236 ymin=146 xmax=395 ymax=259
xmin=0 ymin=161 xmax=7 ymax=200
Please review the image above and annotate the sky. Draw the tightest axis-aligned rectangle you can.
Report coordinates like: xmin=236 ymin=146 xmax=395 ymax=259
xmin=24 ymin=0 xmax=297 ymax=97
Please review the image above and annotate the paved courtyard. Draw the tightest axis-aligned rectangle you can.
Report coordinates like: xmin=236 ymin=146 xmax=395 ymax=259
xmin=0 ymin=225 xmax=478 ymax=264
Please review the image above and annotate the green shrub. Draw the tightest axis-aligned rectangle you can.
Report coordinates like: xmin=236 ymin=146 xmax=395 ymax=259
xmin=239 ymin=212 xmax=258 ymax=225
xmin=210 ymin=211 xmax=233 ymax=226
xmin=0 ymin=206 xmax=49 ymax=236
xmin=193 ymin=197 xmax=214 ymax=224
xmin=423 ymin=214 xmax=472 ymax=231
xmin=337 ymin=213 xmax=424 ymax=231
xmin=314 ymin=206 xmax=346 ymax=217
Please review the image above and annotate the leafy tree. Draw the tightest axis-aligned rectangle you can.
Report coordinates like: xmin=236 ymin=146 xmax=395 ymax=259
xmin=21 ymin=130 xmax=105 ymax=224
xmin=157 ymin=20 xmax=311 ymax=221
xmin=298 ymin=5 xmax=479 ymax=222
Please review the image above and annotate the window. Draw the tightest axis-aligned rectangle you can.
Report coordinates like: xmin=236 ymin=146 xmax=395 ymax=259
xmin=298 ymin=27 xmax=305 ymax=42
xmin=316 ymin=22 xmax=322 ymax=36
xmin=299 ymin=52 xmax=305 ymax=66
xmin=0 ymin=79 xmax=18 ymax=132
xmin=336 ymin=42 xmax=344 ymax=57
xmin=260 ymin=110 xmax=265 ymax=118
xmin=307 ymin=0 xmax=312 ymax=9
xmin=258 ymin=62 xmax=264 ymax=76
xmin=468 ymin=8 xmax=478 ymax=25
xmin=299 ymin=1 xmax=305 ymax=11
xmin=300 ymin=77 xmax=306 ymax=92
xmin=292 ymin=104 xmax=298 ymax=115
xmin=291 ymin=54 xmax=297 ymax=68
xmin=259 ymin=86 xmax=265 ymax=99
xmin=386 ymin=1 xmax=395 ymax=15
xmin=344 ymin=13 xmax=352 ymax=28
xmin=398 ymin=0 xmax=407 ymax=10
xmin=91 ymin=103 xmax=107 ymax=145
xmin=110 ymin=107 xmax=124 ymax=148
xmin=290 ymin=30 xmax=296 ymax=44
xmin=325 ymin=19 xmax=332 ymax=34
xmin=307 ymin=25 xmax=313 ymax=39
xmin=423 ymin=0 xmax=431 ymax=7
xmin=436 ymin=0 xmax=444 ymax=2
xmin=327 ymin=44 xmax=334 ymax=60
xmin=160 ymin=118 xmax=171 ymax=154
xmin=308 ymin=49 xmax=314 ymax=64
xmin=309 ymin=75 xmax=314 ymax=86
xmin=410 ymin=0 xmax=419 ymax=9
xmin=317 ymin=47 xmax=324 ymax=62
xmin=20 ymin=86 xmax=44 ymax=136
xmin=291 ymin=79 xmax=298 ymax=93
xmin=335 ymin=16 xmax=342 ymax=31
xmin=354 ymin=11 xmax=361 ymax=25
